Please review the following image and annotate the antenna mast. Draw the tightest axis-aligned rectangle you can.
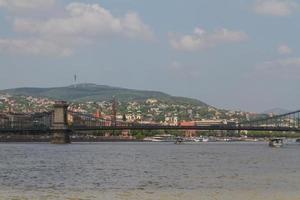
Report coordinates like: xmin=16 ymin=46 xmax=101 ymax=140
xmin=74 ymin=74 xmax=77 ymax=88
xmin=112 ymin=97 xmax=117 ymax=126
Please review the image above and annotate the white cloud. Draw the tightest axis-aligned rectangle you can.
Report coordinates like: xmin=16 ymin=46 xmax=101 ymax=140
xmin=0 ymin=0 xmax=55 ymax=10
xmin=0 ymin=2 xmax=153 ymax=56
xmin=256 ymin=57 xmax=300 ymax=79
xmin=169 ymin=27 xmax=248 ymax=51
xmin=254 ymin=0 xmax=298 ymax=16
xmin=277 ymin=44 xmax=293 ymax=55
xmin=14 ymin=3 xmax=154 ymax=41
xmin=0 ymin=38 xmax=72 ymax=56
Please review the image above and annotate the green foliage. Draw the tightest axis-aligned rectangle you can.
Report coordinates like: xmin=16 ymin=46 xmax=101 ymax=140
xmin=153 ymin=113 xmax=165 ymax=122
xmin=134 ymin=132 xmax=145 ymax=140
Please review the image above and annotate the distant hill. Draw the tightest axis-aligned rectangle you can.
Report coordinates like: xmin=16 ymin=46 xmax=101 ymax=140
xmin=0 ymin=83 xmax=208 ymax=107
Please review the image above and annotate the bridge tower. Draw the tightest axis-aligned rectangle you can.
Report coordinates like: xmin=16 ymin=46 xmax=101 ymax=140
xmin=51 ymin=101 xmax=71 ymax=144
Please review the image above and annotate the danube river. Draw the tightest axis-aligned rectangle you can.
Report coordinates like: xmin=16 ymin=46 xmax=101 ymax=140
xmin=0 ymin=142 xmax=300 ymax=200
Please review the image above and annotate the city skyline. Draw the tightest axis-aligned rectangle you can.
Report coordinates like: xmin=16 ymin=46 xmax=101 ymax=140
xmin=0 ymin=0 xmax=300 ymax=112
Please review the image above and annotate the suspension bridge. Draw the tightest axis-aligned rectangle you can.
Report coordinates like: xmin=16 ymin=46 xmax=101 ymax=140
xmin=0 ymin=101 xmax=299 ymax=143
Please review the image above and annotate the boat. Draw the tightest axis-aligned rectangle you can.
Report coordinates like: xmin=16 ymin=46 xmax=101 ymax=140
xmin=186 ymin=136 xmax=209 ymax=143
xmin=192 ymin=137 xmax=202 ymax=142
xmin=175 ymin=137 xmax=184 ymax=144
xmin=269 ymin=138 xmax=284 ymax=148
xmin=143 ymin=137 xmax=164 ymax=142
xmin=143 ymin=134 xmax=175 ymax=142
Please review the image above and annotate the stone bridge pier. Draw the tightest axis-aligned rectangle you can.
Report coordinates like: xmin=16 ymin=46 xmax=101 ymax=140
xmin=51 ymin=101 xmax=71 ymax=144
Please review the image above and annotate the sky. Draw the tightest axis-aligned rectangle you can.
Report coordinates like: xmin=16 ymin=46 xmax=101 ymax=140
xmin=0 ymin=0 xmax=299 ymax=112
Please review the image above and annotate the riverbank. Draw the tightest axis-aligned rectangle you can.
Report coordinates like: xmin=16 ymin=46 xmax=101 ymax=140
xmin=0 ymin=134 xmax=267 ymax=143
xmin=0 ymin=135 xmax=142 ymax=142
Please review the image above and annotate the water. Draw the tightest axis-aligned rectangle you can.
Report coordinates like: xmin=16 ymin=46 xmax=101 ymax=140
xmin=0 ymin=142 xmax=300 ymax=200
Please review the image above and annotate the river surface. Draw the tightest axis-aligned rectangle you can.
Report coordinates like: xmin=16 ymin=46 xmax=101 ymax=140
xmin=0 ymin=142 xmax=300 ymax=200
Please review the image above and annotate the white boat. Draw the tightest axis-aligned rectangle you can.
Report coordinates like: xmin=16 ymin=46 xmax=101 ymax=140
xmin=190 ymin=137 xmax=203 ymax=142
xmin=269 ymin=138 xmax=284 ymax=148
xmin=144 ymin=134 xmax=175 ymax=142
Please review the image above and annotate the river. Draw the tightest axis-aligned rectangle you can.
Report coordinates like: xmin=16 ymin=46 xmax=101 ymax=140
xmin=0 ymin=142 xmax=300 ymax=200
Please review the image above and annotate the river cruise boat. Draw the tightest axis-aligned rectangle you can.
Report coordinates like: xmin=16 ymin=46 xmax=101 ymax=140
xmin=143 ymin=134 xmax=175 ymax=142
xmin=269 ymin=138 xmax=284 ymax=148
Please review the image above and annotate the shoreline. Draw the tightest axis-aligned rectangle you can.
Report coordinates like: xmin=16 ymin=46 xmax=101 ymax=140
xmin=0 ymin=135 xmax=273 ymax=143
xmin=0 ymin=139 xmax=266 ymax=143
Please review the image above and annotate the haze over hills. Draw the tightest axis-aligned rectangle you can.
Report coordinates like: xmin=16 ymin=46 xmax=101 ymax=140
xmin=0 ymin=83 xmax=208 ymax=107
xmin=262 ymin=108 xmax=292 ymax=115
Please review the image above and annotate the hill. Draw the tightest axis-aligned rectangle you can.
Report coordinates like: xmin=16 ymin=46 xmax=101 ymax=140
xmin=0 ymin=83 xmax=208 ymax=107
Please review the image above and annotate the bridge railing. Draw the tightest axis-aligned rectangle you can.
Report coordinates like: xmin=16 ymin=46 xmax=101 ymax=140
xmin=0 ymin=111 xmax=53 ymax=130
xmin=68 ymin=111 xmax=130 ymax=128
xmin=239 ymin=110 xmax=300 ymax=129
xmin=68 ymin=109 xmax=300 ymax=131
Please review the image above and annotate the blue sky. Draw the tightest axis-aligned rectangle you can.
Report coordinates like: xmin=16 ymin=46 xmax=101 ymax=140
xmin=0 ymin=0 xmax=299 ymax=112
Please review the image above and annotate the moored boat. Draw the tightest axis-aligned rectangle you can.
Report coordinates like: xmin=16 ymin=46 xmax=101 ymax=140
xmin=192 ymin=137 xmax=202 ymax=142
xmin=175 ymin=136 xmax=184 ymax=144
xmin=143 ymin=134 xmax=175 ymax=142
xmin=269 ymin=138 xmax=284 ymax=148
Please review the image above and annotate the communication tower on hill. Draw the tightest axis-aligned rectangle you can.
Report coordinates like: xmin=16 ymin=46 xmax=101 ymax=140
xmin=112 ymin=97 xmax=117 ymax=126
xmin=74 ymin=74 xmax=77 ymax=88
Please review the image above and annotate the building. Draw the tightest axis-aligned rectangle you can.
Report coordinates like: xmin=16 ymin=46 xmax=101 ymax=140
xmin=146 ymin=98 xmax=158 ymax=104
xmin=195 ymin=119 xmax=225 ymax=126
xmin=164 ymin=115 xmax=178 ymax=126
xmin=180 ymin=121 xmax=197 ymax=137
